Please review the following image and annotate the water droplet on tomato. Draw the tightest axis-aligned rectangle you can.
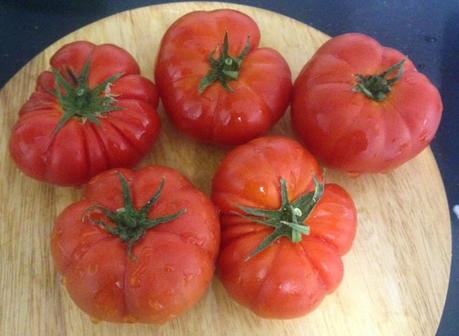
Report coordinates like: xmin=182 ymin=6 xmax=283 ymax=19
xmin=129 ymin=277 xmax=140 ymax=287
xmin=346 ymin=171 xmax=361 ymax=178
xmin=184 ymin=234 xmax=205 ymax=247
xmin=73 ymin=245 xmax=91 ymax=260
xmin=221 ymin=112 xmax=231 ymax=126
xmin=55 ymin=241 xmax=66 ymax=254
xmin=115 ymin=281 xmax=122 ymax=289
xmin=81 ymin=231 xmax=98 ymax=238
xmin=129 ymin=263 xmax=148 ymax=287
xmin=125 ymin=315 xmax=137 ymax=323
xmin=167 ymin=313 xmax=178 ymax=320
xmin=187 ymin=106 xmax=202 ymax=120
xmin=419 ymin=130 xmax=429 ymax=143
xmin=278 ymin=282 xmax=297 ymax=294
xmin=87 ymin=264 xmax=99 ymax=274
xmin=165 ymin=265 xmax=175 ymax=272
xmin=133 ymin=130 xmax=146 ymax=141
xmin=184 ymin=272 xmax=196 ymax=282
xmin=139 ymin=246 xmax=154 ymax=258
xmin=148 ymin=299 xmax=164 ymax=311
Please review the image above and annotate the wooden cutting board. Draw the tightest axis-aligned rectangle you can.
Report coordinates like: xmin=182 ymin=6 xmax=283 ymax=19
xmin=0 ymin=2 xmax=451 ymax=336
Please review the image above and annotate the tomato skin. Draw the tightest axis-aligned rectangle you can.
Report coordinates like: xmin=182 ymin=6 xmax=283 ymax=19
xmin=155 ymin=10 xmax=292 ymax=145
xmin=292 ymin=33 xmax=442 ymax=173
xmin=9 ymin=41 xmax=161 ymax=186
xmin=51 ymin=166 xmax=220 ymax=323
xmin=212 ymin=136 xmax=357 ymax=318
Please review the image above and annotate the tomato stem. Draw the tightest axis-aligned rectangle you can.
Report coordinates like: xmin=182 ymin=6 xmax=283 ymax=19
xmin=199 ymin=32 xmax=251 ymax=94
xmin=86 ymin=173 xmax=186 ymax=259
xmin=238 ymin=177 xmax=324 ymax=260
xmin=354 ymin=59 xmax=405 ymax=101
xmin=52 ymin=58 xmax=124 ymax=135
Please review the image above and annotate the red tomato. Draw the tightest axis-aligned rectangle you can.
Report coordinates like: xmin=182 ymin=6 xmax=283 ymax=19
xmin=212 ymin=136 xmax=357 ymax=318
xmin=155 ymin=9 xmax=292 ymax=145
xmin=9 ymin=41 xmax=161 ymax=186
xmin=292 ymin=33 xmax=442 ymax=173
xmin=51 ymin=166 xmax=220 ymax=323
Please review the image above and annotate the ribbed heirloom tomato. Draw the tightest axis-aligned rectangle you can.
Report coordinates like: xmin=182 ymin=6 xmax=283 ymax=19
xmin=10 ymin=41 xmax=161 ymax=186
xmin=212 ymin=136 xmax=357 ymax=318
xmin=155 ymin=9 xmax=292 ymax=145
xmin=292 ymin=33 xmax=442 ymax=173
xmin=51 ymin=166 xmax=220 ymax=323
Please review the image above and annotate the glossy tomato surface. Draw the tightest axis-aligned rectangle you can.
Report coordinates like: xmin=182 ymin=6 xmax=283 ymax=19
xmin=10 ymin=41 xmax=160 ymax=186
xmin=292 ymin=33 xmax=442 ymax=173
xmin=51 ymin=166 xmax=220 ymax=323
xmin=212 ymin=136 xmax=357 ymax=318
xmin=155 ymin=9 xmax=292 ymax=145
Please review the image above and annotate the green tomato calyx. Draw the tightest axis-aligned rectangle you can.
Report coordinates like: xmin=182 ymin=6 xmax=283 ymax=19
xmin=354 ymin=59 xmax=406 ymax=102
xmin=52 ymin=58 xmax=123 ymax=135
xmin=238 ymin=177 xmax=324 ymax=260
xmin=86 ymin=173 xmax=186 ymax=259
xmin=199 ymin=32 xmax=251 ymax=94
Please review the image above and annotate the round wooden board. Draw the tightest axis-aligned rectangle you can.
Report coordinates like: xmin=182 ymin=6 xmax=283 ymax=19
xmin=0 ymin=2 xmax=452 ymax=336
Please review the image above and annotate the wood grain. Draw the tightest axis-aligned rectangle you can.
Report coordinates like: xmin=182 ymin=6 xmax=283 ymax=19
xmin=0 ymin=2 xmax=451 ymax=336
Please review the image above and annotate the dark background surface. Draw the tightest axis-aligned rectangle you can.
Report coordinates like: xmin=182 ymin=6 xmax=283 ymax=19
xmin=0 ymin=0 xmax=457 ymax=334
